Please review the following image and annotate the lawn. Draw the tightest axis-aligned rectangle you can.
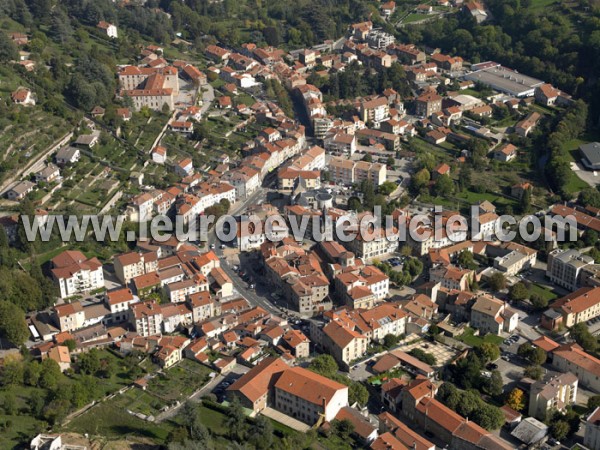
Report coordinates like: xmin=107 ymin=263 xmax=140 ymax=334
xmin=457 ymin=327 xmax=504 ymax=347
xmin=528 ymin=283 xmax=558 ymax=302
xmin=65 ymin=400 xmax=174 ymax=442
xmin=146 ymin=361 xmax=212 ymax=402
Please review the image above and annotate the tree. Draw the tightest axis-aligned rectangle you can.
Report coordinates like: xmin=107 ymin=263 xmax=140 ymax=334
xmin=78 ymin=349 xmax=101 ymax=375
xmin=383 ymin=334 xmax=400 ymax=349
xmin=249 ymin=414 xmax=272 ymax=450
xmin=349 ymin=382 xmax=369 ymax=406
xmin=509 ymin=282 xmax=529 ymax=302
xmin=476 ymin=342 xmax=500 ymax=363
xmin=550 ymin=420 xmax=570 ymax=441
xmin=589 ymin=395 xmax=600 ymax=411
xmin=25 ymin=361 xmax=43 ymax=386
xmin=457 ymin=250 xmax=476 ymax=270
xmin=487 ymin=273 xmax=506 ymax=291
xmin=39 ymin=358 xmax=62 ymax=390
xmin=483 ymin=370 xmax=503 ymax=397
xmin=408 ymin=348 xmax=436 ymax=366
xmin=433 ymin=174 xmax=454 ymax=197
xmin=331 ymin=419 xmax=354 ymax=440
xmin=411 ymin=168 xmax=430 ymax=193
xmin=347 ymin=196 xmax=362 ymax=212
xmin=1 ymin=357 xmax=24 ymax=386
xmin=362 ymin=153 xmax=373 ymax=163
xmin=506 ymin=388 xmax=525 ymax=411
xmin=571 ymin=322 xmax=597 ymax=353
xmin=378 ymin=181 xmax=397 ymax=196
xmin=472 ymin=403 xmax=505 ymax=430
xmin=386 ymin=156 xmax=395 ymax=167
xmin=2 ymin=392 xmax=16 ymax=415
xmin=225 ymin=395 xmax=246 ymax=441
xmin=0 ymin=32 xmax=18 ymax=63
xmin=0 ymin=301 xmax=29 ymax=346
xmin=530 ymin=293 xmax=548 ymax=310
xmin=309 ymin=354 xmax=339 ymax=378
xmin=517 ymin=343 xmax=547 ymax=366
xmin=524 ymin=365 xmax=543 ymax=380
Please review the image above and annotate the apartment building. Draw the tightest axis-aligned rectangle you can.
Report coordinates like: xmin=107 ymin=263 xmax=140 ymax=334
xmin=281 ymin=329 xmax=310 ymax=359
xmin=53 ymin=302 xmax=86 ymax=332
xmin=546 ymin=248 xmax=594 ymax=291
xmin=114 ymin=251 xmax=159 ymax=284
xmin=118 ymin=66 xmax=178 ymax=111
xmin=552 ymin=343 xmax=600 ymax=392
xmin=50 ymin=250 xmax=104 ymax=299
xmin=274 ymin=366 xmax=348 ymax=424
xmin=528 ymin=372 xmax=578 ymax=420
xmin=544 ymin=286 xmax=600 ymax=330
xmin=329 ymin=156 xmax=387 ymax=186
xmin=415 ymin=92 xmax=442 ymax=117
xmin=321 ymin=319 xmax=368 ymax=368
xmin=129 ymin=300 xmax=164 ymax=337
xmin=105 ymin=288 xmax=139 ymax=323
xmin=360 ymin=97 xmax=390 ymax=125
xmin=585 ymin=407 xmax=600 ymax=450
xmin=342 ymin=226 xmax=398 ymax=260
xmin=470 ymin=295 xmax=519 ymax=335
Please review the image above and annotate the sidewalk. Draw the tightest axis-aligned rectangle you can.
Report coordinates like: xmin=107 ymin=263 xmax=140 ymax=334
xmin=261 ymin=407 xmax=311 ymax=432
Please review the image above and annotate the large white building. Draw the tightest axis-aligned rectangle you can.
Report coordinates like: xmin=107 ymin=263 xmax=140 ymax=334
xmin=50 ymin=250 xmax=104 ymax=299
xmin=546 ymin=248 xmax=594 ymax=291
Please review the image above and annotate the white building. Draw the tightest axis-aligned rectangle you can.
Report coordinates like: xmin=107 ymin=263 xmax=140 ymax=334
xmin=50 ymin=250 xmax=104 ymax=299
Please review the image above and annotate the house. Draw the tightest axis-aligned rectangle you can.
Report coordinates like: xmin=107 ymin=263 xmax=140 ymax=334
xmin=50 ymin=250 xmax=104 ymax=299
xmin=470 ymin=295 xmax=519 ymax=335
xmin=535 ymin=84 xmax=560 ymax=107
xmin=416 ymin=4 xmax=433 ymax=13
xmin=5 ymin=180 xmax=34 ymax=201
xmin=380 ymin=1 xmax=396 ymax=18
xmin=169 ymin=121 xmax=193 ymax=133
xmin=511 ymin=182 xmax=533 ymax=199
xmin=105 ymin=288 xmax=138 ymax=323
xmin=91 ymin=106 xmax=105 ymax=118
xmin=152 ymin=146 xmax=167 ymax=164
xmin=47 ymin=345 xmax=71 ymax=372
xmin=175 ymin=158 xmax=194 ymax=177
xmin=35 ymin=164 xmax=60 ymax=184
xmin=515 ymin=112 xmax=541 ymax=137
xmin=493 ymin=143 xmax=517 ymax=162
xmin=334 ymin=407 xmax=378 ymax=443
xmin=55 ymin=146 xmax=80 ymax=165
xmin=8 ymin=32 xmax=28 ymax=46
xmin=74 ymin=131 xmax=100 ymax=148
xmin=432 ymin=163 xmax=450 ymax=179
xmin=97 ymin=21 xmax=118 ymax=38
xmin=464 ymin=1 xmax=488 ymax=23
xmin=114 ymin=251 xmax=158 ymax=284
xmin=11 ymin=88 xmax=35 ymax=106
xmin=117 ymin=108 xmax=132 ymax=121
xmin=320 ymin=319 xmax=368 ymax=368
xmin=281 ymin=329 xmax=310 ymax=359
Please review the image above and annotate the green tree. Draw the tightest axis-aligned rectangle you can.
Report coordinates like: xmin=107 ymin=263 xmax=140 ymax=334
xmin=39 ymin=358 xmax=62 ymax=390
xmin=457 ymin=250 xmax=476 ymax=270
xmin=362 ymin=153 xmax=373 ymax=163
xmin=0 ymin=32 xmax=18 ymax=63
xmin=408 ymin=348 xmax=436 ymax=365
xmin=225 ymin=395 xmax=246 ymax=441
xmin=550 ymin=420 xmax=570 ymax=441
xmin=1 ymin=357 xmax=24 ymax=386
xmin=483 ymin=370 xmax=503 ymax=397
xmin=487 ymin=273 xmax=506 ymax=291
xmin=349 ymin=382 xmax=369 ymax=406
xmin=331 ymin=419 xmax=354 ymax=440
xmin=530 ymin=293 xmax=548 ymax=310
xmin=77 ymin=349 xmax=101 ymax=375
xmin=24 ymin=361 xmax=43 ymax=386
xmin=249 ymin=414 xmax=272 ymax=450
xmin=476 ymin=342 xmax=500 ymax=363
xmin=383 ymin=334 xmax=400 ymax=349
xmin=571 ymin=322 xmax=597 ymax=353
xmin=309 ymin=354 xmax=338 ymax=378
xmin=589 ymin=395 xmax=600 ymax=411
xmin=524 ymin=365 xmax=543 ymax=380
xmin=411 ymin=168 xmax=430 ymax=193
xmin=509 ymin=282 xmax=529 ymax=302
xmin=2 ymin=392 xmax=17 ymax=415
xmin=433 ymin=174 xmax=454 ymax=197
xmin=0 ymin=301 xmax=29 ymax=345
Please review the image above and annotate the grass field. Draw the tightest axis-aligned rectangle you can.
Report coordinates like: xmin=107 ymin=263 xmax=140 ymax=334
xmin=457 ymin=327 xmax=504 ymax=347
xmin=528 ymin=283 xmax=558 ymax=302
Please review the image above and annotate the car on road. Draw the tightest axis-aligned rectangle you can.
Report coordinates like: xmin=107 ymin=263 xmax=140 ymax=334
xmin=210 ymin=244 xmax=215 ymax=249
xmin=486 ymin=363 xmax=498 ymax=370
xmin=220 ymin=244 xmax=226 ymax=249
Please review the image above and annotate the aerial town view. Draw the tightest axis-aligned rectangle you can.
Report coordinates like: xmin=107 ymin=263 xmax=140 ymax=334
xmin=3 ymin=0 xmax=600 ymax=449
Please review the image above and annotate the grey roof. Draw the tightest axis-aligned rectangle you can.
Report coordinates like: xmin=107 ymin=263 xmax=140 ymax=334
xmin=56 ymin=146 xmax=79 ymax=160
xmin=511 ymin=417 xmax=548 ymax=444
xmin=465 ymin=64 xmax=544 ymax=96
xmin=9 ymin=180 xmax=35 ymax=195
xmin=580 ymin=142 xmax=600 ymax=166
xmin=74 ymin=131 xmax=100 ymax=146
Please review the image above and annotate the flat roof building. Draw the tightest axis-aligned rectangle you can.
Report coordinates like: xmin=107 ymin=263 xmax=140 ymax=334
xmin=580 ymin=142 xmax=600 ymax=170
xmin=465 ymin=62 xmax=544 ymax=97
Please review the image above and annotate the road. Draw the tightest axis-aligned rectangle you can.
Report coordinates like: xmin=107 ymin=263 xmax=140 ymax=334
xmin=206 ymin=187 xmax=282 ymax=316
